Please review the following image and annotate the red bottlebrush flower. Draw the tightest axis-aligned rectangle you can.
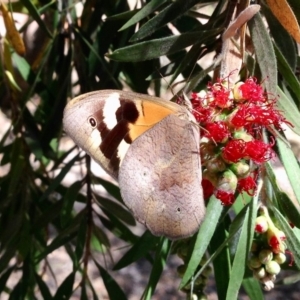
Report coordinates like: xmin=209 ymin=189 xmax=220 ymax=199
xmin=222 ymin=139 xmax=246 ymax=162
xmin=244 ymin=105 xmax=283 ymax=127
xmin=230 ymin=104 xmax=248 ymax=128
xmin=239 ymin=77 xmax=264 ymax=102
xmin=238 ymin=176 xmax=256 ymax=195
xmin=208 ymin=82 xmax=232 ymax=108
xmin=245 ymin=140 xmax=274 ymax=164
xmin=230 ymin=99 xmax=287 ymax=130
xmin=190 ymin=92 xmax=200 ymax=101
xmin=202 ymin=179 xmax=214 ymax=200
xmin=193 ymin=105 xmax=213 ymax=123
xmin=214 ymin=189 xmax=235 ymax=205
xmin=204 ymin=121 xmax=230 ymax=143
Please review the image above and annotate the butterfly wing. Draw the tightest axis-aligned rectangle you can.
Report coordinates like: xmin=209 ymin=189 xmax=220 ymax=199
xmin=119 ymin=114 xmax=205 ymax=240
xmin=63 ymin=90 xmax=205 ymax=239
xmin=63 ymin=90 xmax=182 ymax=180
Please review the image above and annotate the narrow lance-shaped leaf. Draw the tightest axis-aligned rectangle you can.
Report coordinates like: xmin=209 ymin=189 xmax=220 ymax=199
xmin=53 ymin=272 xmax=75 ymax=300
xmin=130 ymin=0 xmax=205 ymax=41
xmin=242 ymin=277 xmax=264 ymax=300
xmin=94 ymin=260 xmax=127 ymax=300
xmin=249 ymin=13 xmax=277 ymax=95
xmin=180 ymin=197 xmax=223 ymax=288
xmin=109 ymin=29 xmax=221 ymax=62
xmin=119 ymin=0 xmax=169 ymax=31
xmin=274 ymin=44 xmax=300 ymax=106
xmin=273 ymin=207 xmax=300 ymax=269
xmin=142 ymin=237 xmax=171 ymax=300
xmin=39 ymin=153 xmax=81 ymax=202
xmin=276 ymin=86 xmax=300 ymax=135
xmin=277 ymin=137 xmax=300 ymax=207
xmin=226 ymin=194 xmax=258 ymax=300
xmin=266 ymin=162 xmax=300 ymax=228
xmin=113 ymin=230 xmax=158 ymax=270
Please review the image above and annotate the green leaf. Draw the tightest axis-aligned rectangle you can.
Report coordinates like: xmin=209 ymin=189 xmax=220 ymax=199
xmin=92 ymin=176 xmax=122 ymax=202
xmin=249 ymin=13 xmax=277 ymax=95
xmin=273 ymin=207 xmax=300 ymax=269
xmin=130 ymin=0 xmax=204 ymax=41
xmin=21 ymin=0 xmax=53 ymax=38
xmin=98 ymin=210 xmax=138 ymax=244
xmin=94 ymin=260 xmax=127 ymax=300
xmin=277 ymin=137 xmax=300 ymax=207
xmin=4 ymin=71 xmax=22 ymax=92
xmin=275 ymin=44 xmax=300 ymax=105
xmin=113 ymin=230 xmax=158 ymax=270
xmin=142 ymin=237 xmax=171 ymax=300
xmin=276 ymin=86 xmax=300 ymax=135
xmin=53 ymin=272 xmax=75 ymax=300
xmin=91 ymin=225 xmax=110 ymax=251
xmin=95 ymin=195 xmax=136 ymax=226
xmin=35 ymin=272 xmax=53 ymax=300
xmin=266 ymin=162 xmax=300 ymax=228
xmin=60 ymin=181 xmax=82 ymax=227
xmin=8 ymin=281 xmax=22 ymax=299
xmin=80 ymin=284 xmax=89 ymax=300
xmin=226 ymin=193 xmax=257 ymax=300
xmin=180 ymin=197 xmax=223 ymax=288
xmin=75 ymin=216 xmax=88 ymax=264
xmin=108 ymin=29 xmax=221 ymax=62
xmin=0 ymin=266 xmax=14 ymax=293
xmin=210 ymin=219 xmax=231 ymax=300
xmin=12 ymin=53 xmax=31 ymax=81
xmin=35 ymin=213 xmax=84 ymax=262
xmin=276 ymin=272 xmax=300 ymax=285
xmin=39 ymin=153 xmax=80 ymax=202
xmin=242 ymin=277 xmax=264 ymax=300
xmin=119 ymin=0 xmax=169 ymax=31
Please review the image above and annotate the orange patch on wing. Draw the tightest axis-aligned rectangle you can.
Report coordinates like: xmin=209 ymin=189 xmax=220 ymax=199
xmin=128 ymin=101 xmax=176 ymax=141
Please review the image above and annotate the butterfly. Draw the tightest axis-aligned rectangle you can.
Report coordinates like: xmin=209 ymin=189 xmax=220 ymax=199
xmin=63 ymin=90 xmax=205 ymax=240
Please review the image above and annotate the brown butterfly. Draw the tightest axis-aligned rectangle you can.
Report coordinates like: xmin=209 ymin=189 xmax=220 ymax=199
xmin=63 ymin=90 xmax=205 ymax=240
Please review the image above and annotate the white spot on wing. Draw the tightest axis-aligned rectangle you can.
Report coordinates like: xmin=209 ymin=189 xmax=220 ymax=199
xmin=103 ymin=93 xmax=121 ymax=130
xmin=90 ymin=129 xmax=102 ymax=148
xmin=118 ymin=139 xmax=130 ymax=165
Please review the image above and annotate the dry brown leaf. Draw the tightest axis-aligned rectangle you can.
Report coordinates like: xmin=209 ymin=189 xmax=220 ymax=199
xmin=222 ymin=5 xmax=261 ymax=41
xmin=0 ymin=1 xmax=26 ymax=56
xmin=266 ymin=0 xmax=300 ymax=43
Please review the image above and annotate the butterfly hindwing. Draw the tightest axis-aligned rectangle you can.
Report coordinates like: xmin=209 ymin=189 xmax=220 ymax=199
xmin=119 ymin=114 xmax=204 ymax=239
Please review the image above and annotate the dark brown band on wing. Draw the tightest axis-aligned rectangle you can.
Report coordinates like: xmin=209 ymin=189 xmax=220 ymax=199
xmin=117 ymin=99 xmax=139 ymax=122
xmin=116 ymin=99 xmax=139 ymax=144
xmin=94 ymin=99 xmax=140 ymax=173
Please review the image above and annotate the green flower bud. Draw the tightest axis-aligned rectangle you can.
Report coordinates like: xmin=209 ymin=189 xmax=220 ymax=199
xmin=248 ymin=256 xmax=262 ymax=269
xmin=258 ymin=249 xmax=273 ymax=264
xmin=230 ymin=160 xmax=250 ymax=177
xmin=217 ymin=169 xmax=238 ymax=193
xmin=233 ymin=82 xmax=245 ymax=101
xmin=233 ymin=130 xmax=253 ymax=142
xmin=253 ymin=266 xmax=266 ymax=279
xmin=206 ymin=157 xmax=226 ymax=173
xmin=265 ymin=260 xmax=281 ymax=275
xmin=274 ymin=253 xmax=286 ymax=264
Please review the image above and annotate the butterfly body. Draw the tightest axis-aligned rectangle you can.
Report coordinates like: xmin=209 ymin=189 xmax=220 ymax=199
xmin=63 ymin=90 xmax=205 ymax=240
